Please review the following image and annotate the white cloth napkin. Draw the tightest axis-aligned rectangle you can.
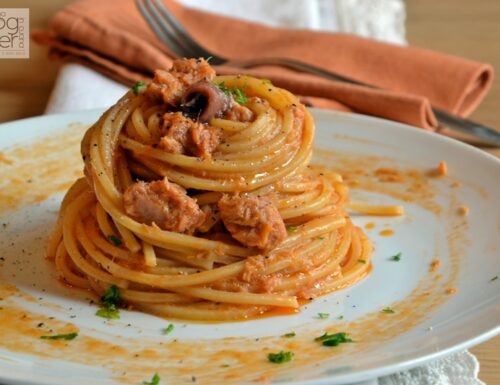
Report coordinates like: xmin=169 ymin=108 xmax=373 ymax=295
xmin=43 ymin=1 xmax=485 ymax=385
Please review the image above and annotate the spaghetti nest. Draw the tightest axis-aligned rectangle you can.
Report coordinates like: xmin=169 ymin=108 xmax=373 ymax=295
xmin=47 ymin=59 xmax=372 ymax=321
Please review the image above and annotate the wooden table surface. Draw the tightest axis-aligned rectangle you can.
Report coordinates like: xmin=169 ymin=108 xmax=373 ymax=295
xmin=0 ymin=0 xmax=499 ymax=383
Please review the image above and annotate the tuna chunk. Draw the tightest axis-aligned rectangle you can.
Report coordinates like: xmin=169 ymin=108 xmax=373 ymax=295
xmin=146 ymin=58 xmax=216 ymax=106
xmin=159 ymin=112 xmax=221 ymax=158
xmin=171 ymin=58 xmax=216 ymax=86
xmin=218 ymin=195 xmax=286 ymax=250
xmin=123 ymin=177 xmax=205 ymax=233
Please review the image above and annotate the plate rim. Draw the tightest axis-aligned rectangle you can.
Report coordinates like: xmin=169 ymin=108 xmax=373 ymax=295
xmin=0 ymin=108 xmax=499 ymax=385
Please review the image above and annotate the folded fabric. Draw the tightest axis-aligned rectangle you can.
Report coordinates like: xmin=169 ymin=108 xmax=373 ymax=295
xmin=33 ymin=0 xmax=493 ymax=130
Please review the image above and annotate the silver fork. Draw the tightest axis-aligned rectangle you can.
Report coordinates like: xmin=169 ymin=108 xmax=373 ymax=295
xmin=136 ymin=0 xmax=500 ymax=145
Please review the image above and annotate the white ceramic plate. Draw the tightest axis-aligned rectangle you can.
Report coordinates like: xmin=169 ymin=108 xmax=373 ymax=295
xmin=0 ymin=109 xmax=498 ymax=385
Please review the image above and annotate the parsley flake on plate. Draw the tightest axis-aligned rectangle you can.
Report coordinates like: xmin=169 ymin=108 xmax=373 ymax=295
xmin=267 ymin=351 xmax=294 ymax=364
xmin=390 ymin=252 xmax=402 ymax=261
xmin=281 ymin=332 xmax=296 ymax=338
xmin=96 ymin=305 xmax=120 ymax=319
xmin=143 ymin=373 xmax=160 ymax=385
xmin=163 ymin=324 xmax=175 ymax=335
xmin=40 ymin=332 xmax=78 ymax=341
xmin=318 ymin=313 xmax=330 ymax=319
xmin=315 ymin=332 xmax=353 ymax=347
xmin=96 ymin=285 xmax=122 ymax=319
xmin=381 ymin=307 xmax=395 ymax=314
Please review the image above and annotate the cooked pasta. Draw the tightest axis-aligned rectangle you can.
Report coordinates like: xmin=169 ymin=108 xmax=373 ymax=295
xmin=47 ymin=58 xmax=386 ymax=321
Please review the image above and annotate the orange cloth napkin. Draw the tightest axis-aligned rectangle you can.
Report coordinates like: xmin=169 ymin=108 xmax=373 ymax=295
xmin=33 ymin=0 xmax=493 ymax=130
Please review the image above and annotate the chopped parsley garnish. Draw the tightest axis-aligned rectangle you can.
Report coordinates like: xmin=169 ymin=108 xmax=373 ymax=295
xmin=261 ymin=79 xmax=273 ymax=85
xmin=40 ymin=332 xmax=78 ymax=341
xmin=381 ymin=307 xmax=395 ymax=314
xmin=267 ymin=351 xmax=294 ymax=364
xmin=163 ymin=324 xmax=174 ymax=335
xmin=319 ymin=236 xmax=325 ymax=240
xmin=143 ymin=373 xmax=160 ymax=385
xmin=96 ymin=285 xmax=122 ymax=319
xmin=491 ymin=276 xmax=498 ymax=282
xmin=101 ymin=285 xmax=121 ymax=307
xmin=286 ymin=225 xmax=298 ymax=232
xmin=96 ymin=305 xmax=120 ymax=319
xmin=315 ymin=332 xmax=353 ymax=347
xmin=217 ymin=82 xmax=248 ymax=104
xmin=390 ymin=252 xmax=402 ymax=262
xmin=282 ymin=332 xmax=296 ymax=338
xmin=337 ymin=315 xmax=344 ymax=320
xmin=107 ymin=234 xmax=122 ymax=246
xmin=218 ymin=82 xmax=230 ymax=95
xmin=318 ymin=313 xmax=330 ymax=319
xmin=358 ymin=259 xmax=367 ymax=264
xmin=231 ymin=88 xmax=248 ymax=104
xmin=132 ymin=80 xmax=146 ymax=95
